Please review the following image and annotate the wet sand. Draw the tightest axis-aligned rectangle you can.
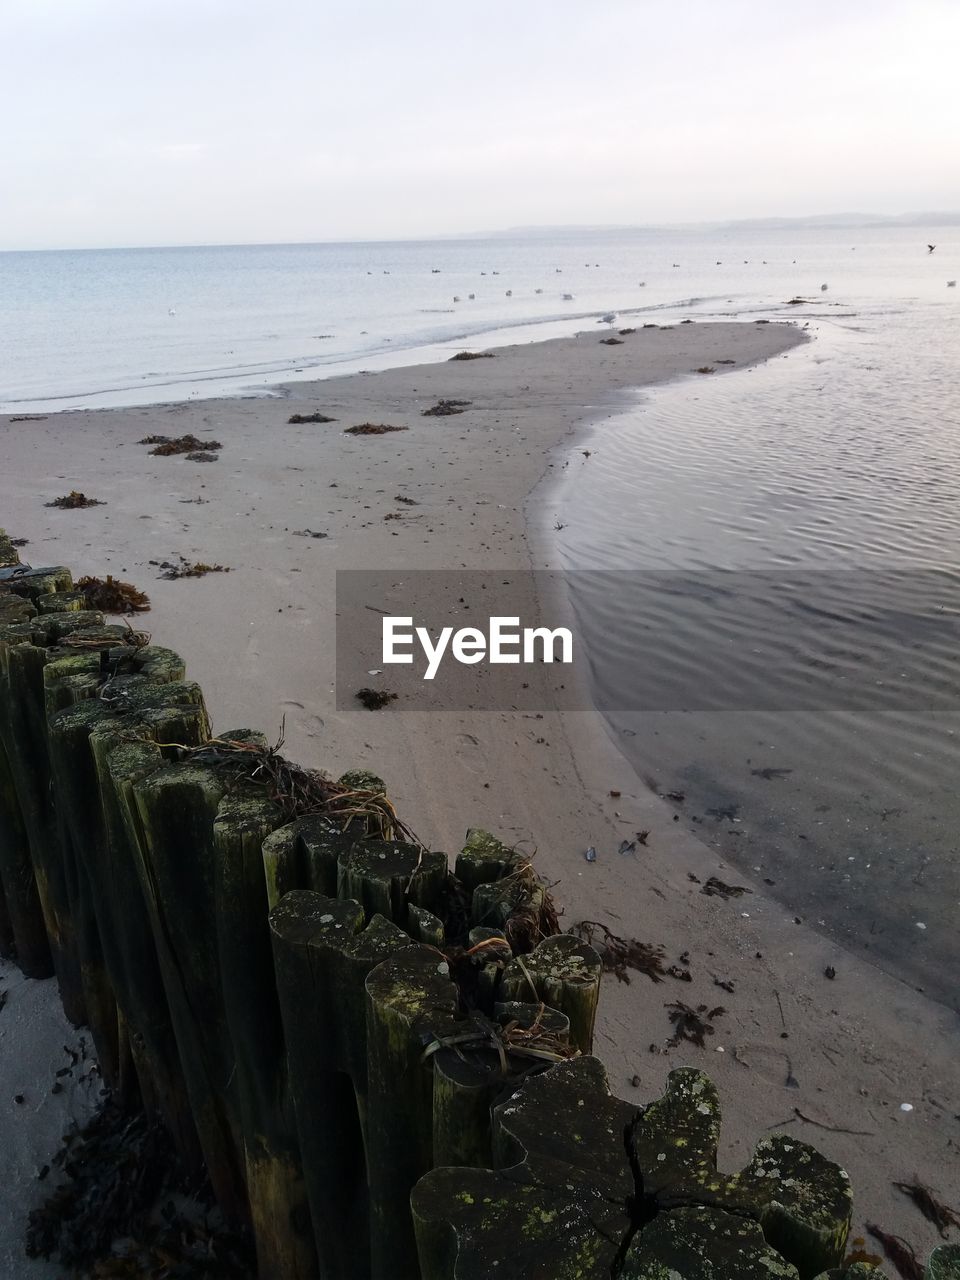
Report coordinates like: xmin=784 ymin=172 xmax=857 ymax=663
xmin=2 ymin=320 xmax=958 ymax=1267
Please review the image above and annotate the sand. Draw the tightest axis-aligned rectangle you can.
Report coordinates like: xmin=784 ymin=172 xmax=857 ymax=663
xmin=2 ymin=320 xmax=958 ymax=1272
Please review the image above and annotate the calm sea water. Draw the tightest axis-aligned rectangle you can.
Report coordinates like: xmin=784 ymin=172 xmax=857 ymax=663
xmin=543 ymin=224 xmax=960 ymax=1008
xmin=4 ymin=225 xmax=959 ymax=1006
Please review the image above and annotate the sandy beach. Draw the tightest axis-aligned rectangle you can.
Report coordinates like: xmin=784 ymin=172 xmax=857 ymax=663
xmin=2 ymin=320 xmax=959 ymax=1269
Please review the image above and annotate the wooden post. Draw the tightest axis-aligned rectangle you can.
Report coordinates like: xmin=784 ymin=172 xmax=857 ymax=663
xmin=54 ymin=676 xmax=208 ymax=1162
xmin=213 ymin=793 xmax=318 ymax=1280
xmin=500 ymin=933 xmax=601 ymax=1054
xmin=0 ymin=732 xmax=51 ymax=976
xmin=123 ymin=751 xmax=250 ymax=1226
xmin=365 ymin=945 xmax=462 ymax=1279
xmin=337 ymin=840 xmax=447 ymax=928
xmin=270 ymin=889 xmax=415 ymax=1280
xmin=0 ymin=610 xmax=109 ymax=1022
xmin=454 ymin=828 xmax=517 ymax=892
xmin=262 ymin=817 xmax=354 ymax=909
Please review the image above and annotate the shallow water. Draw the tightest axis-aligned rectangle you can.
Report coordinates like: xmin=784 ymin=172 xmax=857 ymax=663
xmin=554 ymin=268 xmax=960 ymax=1009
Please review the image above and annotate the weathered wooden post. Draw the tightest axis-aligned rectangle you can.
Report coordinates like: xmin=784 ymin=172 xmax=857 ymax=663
xmin=53 ymin=674 xmax=208 ymax=1160
xmin=365 ymin=945 xmax=462 ymax=1280
xmin=213 ymin=793 xmax=318 ymax=1279
xmin=499 ymin=932 xmax=601 ymax=1053
xmin=0 ymin=606 xmax=110 ymax=1023
xmin=122 ymin=749 xmax=251 ymax=1225
xmin=270 ymin=888 xmax=416 ymax=1280
xmin=413 ymin=1059 xmax=854 ymax=1280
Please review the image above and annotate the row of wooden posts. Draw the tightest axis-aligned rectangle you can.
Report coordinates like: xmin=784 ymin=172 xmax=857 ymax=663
xmin=0 ymin=528 xmax=917 ymax=1279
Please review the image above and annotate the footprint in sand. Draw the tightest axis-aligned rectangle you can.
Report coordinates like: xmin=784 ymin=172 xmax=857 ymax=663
xmin=733 ymin=1043 xmax=798 ymax=1089
xmin=454 ymin=731 xmax=485 ymax=774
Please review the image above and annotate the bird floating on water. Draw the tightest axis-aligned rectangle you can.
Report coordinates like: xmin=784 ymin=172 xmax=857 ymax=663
xmin=562 ymin=293 xmax=574 ymax=301
xmin=505 ymin=289 xmax=512 ymax=297
xmin=820 ymin=283 xmax=828 ymax=291
xmin=948 ymin=280 xmax=957 ymax=288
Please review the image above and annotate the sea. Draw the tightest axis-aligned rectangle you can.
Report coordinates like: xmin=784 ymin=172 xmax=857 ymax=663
xmin=2 ymin=223 xmax=959 ymax=1008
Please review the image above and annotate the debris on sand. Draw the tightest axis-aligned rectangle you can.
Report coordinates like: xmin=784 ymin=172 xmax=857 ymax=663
xmin=26 ymin=1098 xmax=252 ymax=1278
xmin=155 ymin=558 xmax=229 ymax=580
xmin=76 ymin=575 xmax=151 ymax=614
xmin=618 ymin=328 xmax=636 ymax=335
xmin=393 ymin=494 xmax=419 ymax=506
xmin=184 ymin=450 xmax=218 ymax=462
xmin=865 ymin=1225 xmax=924 ymax=1280
xmin=422 ymin=399 xmax=472 ymax=416
xmin=751 ymin=767 xmax=792 ymax=780
xmin=664 ymin=1001 xmax=725 ymax=1049
xmin=292 ymin=529 xmax=327 ymax=539
xmin=892 ymin=1180 xmax=960 ymax=1237
xmin=344 ymin=423 xmax=409 ymax=436
xmin=600 ymin=338 xmax=624 ymax=345
xmin=695 ymin=366 xmax=716 ymax=374
xmin=139 ymin=434 xmax=222 ymax=456
xmin=10 ymin=414 xmax=48 ymax=422
xmin=569 ymin=920 xmax=690 ymax=985
xmin=448 ymin=350 xmax=496 ymax=361
xmin=355 ymin=687 xmax=398 ymax=710
xmin=700 ymin=876 xmax=752 ymax=900
xmin=46 ymin=491 xmax=105 ymax=509
xmin=786 ymin=297 xmax=811 ymax=306
xmin=288 ymin=411 xmax=336 ymax=423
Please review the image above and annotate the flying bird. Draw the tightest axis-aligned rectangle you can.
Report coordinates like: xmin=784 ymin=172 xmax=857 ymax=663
xmin=928 ymin=244 xmax=936 ymax=253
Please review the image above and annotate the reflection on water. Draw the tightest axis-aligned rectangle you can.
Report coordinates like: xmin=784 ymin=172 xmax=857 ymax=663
xmin=557 ymin=297 xmax=960 ymax=1009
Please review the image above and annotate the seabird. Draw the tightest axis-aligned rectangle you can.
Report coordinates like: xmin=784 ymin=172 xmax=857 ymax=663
xmin=928 ymin=244 xmax=936 ymax=253
xmin=599 ymin=312 xmax=617 ymax=324
xmin=820 ymin=283 xmax=828 ymax=291
xmin=948 ymin=280 xmax=957 ymax=288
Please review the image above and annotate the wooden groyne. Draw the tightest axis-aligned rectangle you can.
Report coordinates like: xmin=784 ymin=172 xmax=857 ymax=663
xmin=2 ymin=529 xmax=946 ymax=1280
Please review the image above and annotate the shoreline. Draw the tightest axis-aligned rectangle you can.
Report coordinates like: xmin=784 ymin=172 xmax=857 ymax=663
xmin=2 ymin=320 xmax=958 ymax=1265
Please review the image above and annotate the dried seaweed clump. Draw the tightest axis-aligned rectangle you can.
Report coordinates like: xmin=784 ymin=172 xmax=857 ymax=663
xmin=569 ymin=920 xmax=690 ymax=984
xmin=288 ymin=411 xmax=336 ymax=424
xmin=484 ymin=858 xmax=561 ymax=954
xmin=184 ymin=450 xmax=218 ymax=462
xmin=139 ymin=434 xmax=222 ymax=456
xmin=892 ymin=1180 xmax=960 ymax=1238
xmin=695 ymin=366 xmax=716 ymax=374
xmin=26 ymin=1100 xmax=250 ymax=1278
xmin=599 ymin=337 xmax=624 ymax=345
xmin=448 ymin=350 xmax=496 ymax=361
xmin=162 ymin=730 xmax=419 ymax=844
xmin=46 ymin=491 xmax=104 ymax=509
xmin=76 ymin=575 xmax=151 ymax=614
xmin=158 ymin=559 xmax=229 ymax=580
xmin=344 ymin=423 xmax=409 ymax=436
xmin=355 ymin=687 xmax=397 ymax=710
xmin=422 ymin=399 xmax=471 ymax=416
xmin=664 ymin=1001 xmax=725 ymax=1049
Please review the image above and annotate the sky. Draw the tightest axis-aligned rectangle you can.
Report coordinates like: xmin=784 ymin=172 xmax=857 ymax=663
xmin=1 ymin=0 xmax=958 ymax=250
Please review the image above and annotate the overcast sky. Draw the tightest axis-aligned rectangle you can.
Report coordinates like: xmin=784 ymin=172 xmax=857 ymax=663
xmin=1 ymin=0 xmax=958 ymax=250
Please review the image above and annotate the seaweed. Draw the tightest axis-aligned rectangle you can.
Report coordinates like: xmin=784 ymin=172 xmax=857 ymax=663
xmin=600 ymin=337 xmax=624 ymax=345
xmin=893 ymin=1180 xmax=960 ymax=1238
xmin=184 ymin=450 xmax=218 ymax=462
xmin=393 ymin=494 xmax=419 ymax=505
xmin=344 ymin=423 xmax=409 ymax=436
xmin=568 ymin=920 xmax=689 ymax=985
xmin=866 ymin=1224 xmax=924 ymax=1280
xmin=288 ymin=411 xmax=336 ymax=424
xmin=75 ymin=575 xmax=151 ymax=614
xmin=700 ymin=876 xmax=751 ymax=899
xmin=355 ymin=687 xmax=398 ymax=710
xmin=695 ymin=366 xmax=716 ymax=374
xmin=448 ymin=350 xmax=496 ymax=361
xmin=157 ymin=558 xmax=229 ymax=580
xmin=139 ymin=434 xmax=222 ymax=456
xmin=422 ymin=399 xmax=471 ymax=416
xmin=664 ymin=1001 xmax=725 ymax=1049
xmin=46 ymin=491 xmax=105 ymax=509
